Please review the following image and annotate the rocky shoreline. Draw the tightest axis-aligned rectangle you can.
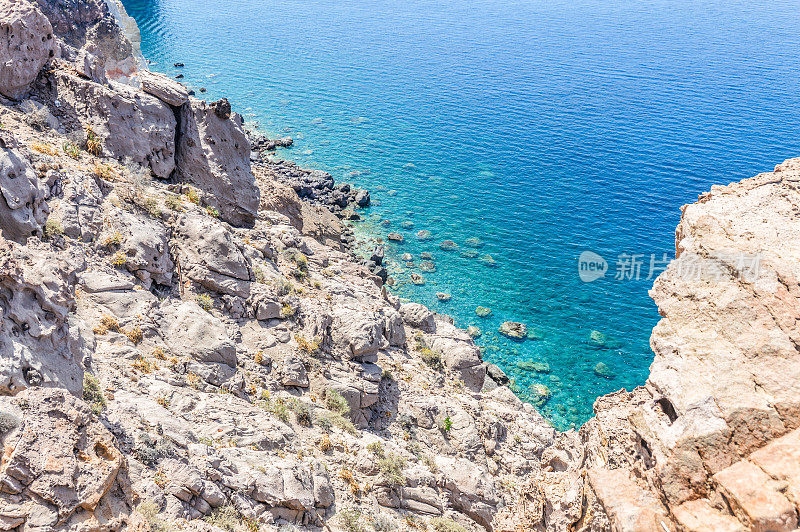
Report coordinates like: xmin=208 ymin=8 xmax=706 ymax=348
xmin=1 ymin=1 xmax=800 ymax=532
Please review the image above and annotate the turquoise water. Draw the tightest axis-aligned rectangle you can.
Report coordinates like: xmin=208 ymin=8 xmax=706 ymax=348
xmin=123 ymin=0 xmax=800 ymax=429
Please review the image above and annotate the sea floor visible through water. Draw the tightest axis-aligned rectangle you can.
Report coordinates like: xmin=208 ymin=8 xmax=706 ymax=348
xmin=123 ymin=0 xmax=800 ymax=429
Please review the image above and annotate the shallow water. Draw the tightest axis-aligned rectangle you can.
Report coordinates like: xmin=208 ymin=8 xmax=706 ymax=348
xmin=123 ymin=0 xmax=800 ymax=429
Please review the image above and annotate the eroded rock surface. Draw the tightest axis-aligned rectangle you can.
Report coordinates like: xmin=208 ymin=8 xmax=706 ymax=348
xmin=0 ymin=0 xmax=53 ymax=99
xmin=3 ymin=2 xmax=800 ymax=531
xmin=177 ymin=98 xmax=259 ymax=227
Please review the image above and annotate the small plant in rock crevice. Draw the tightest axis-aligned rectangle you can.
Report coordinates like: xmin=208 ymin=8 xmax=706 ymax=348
xmin=85 ymin=125 xmax=103 ymax=156
xmin=429 ymin=518 xmax=469 ymax=532
xmin=82 ymin=373 xmax=106 ymax=414
xmin=196 ymin=294 xmax=213 ymax=311
xmin=325 ymin=388 xmax=349 ymax=415
xmin=440 ymin=415 xmax=453 ymax=434
xmin=93 ymin=315 xmax=120 ymax=335
xmin=295 ymin=333 xmax=320 ymax=355
xmin=62 ymin=141 xmax=81 ymax=160
xmin=125 ymin=326 xmax=143 ymax=345
xmin=337 ymin=508 xmax=364 ymax=532
xmin=43 ymin=216 xmax=63 ymax=238
xmin=110 ymin=250 xmax=127 ymax=268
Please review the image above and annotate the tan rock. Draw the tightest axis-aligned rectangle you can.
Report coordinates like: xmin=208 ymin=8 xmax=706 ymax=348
xmin=672 ymin=499 xmax=744 ymax=532
xmin=587 ymin=468 xmax=673 ymax=532
xmin=713 ymin=460 xmax=797 ymax=531
xmin=749 ymin=427 xmax=800 ymax=507
xmin=139 ymin=69 xmax=189 ymax=106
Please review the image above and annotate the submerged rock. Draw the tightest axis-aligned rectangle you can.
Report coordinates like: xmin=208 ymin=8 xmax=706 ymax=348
xmin=526 ymin=328 xmax=544 ymax=340
xmin=460 ymin=249 xmax=479 ymax=258
xmin=467 ymin=325 xmax=482 ymax=338
xmin=420 ymin=260 xmax=436 ymax=272
xmin=499 ymin=321 xmax=528 ymax=340
xmin=530 ymin=383 xmax=552 ymax=406
xmin=416 ymin=229 xmax=432 ymax=241
xmin=589 ymin=330 xmax=607 ymax=346
xmin=387 ymin=232 xmax=404 ymax=242
xmin=479 ymin=254 xmax=498 ymax=267
xmin=410 ymin=273 xmax=425 ymax=285
xmin=465 ymin=237 xmax=484 ymax=248
xmin=436 ymin=292 xmax=451 ymax=302
xmin=439 ymin=240 xmax=459 ymax=251
xmin=517 ymin=361 xmax=550 ymax=373
xmin=475 ymin=306 xmax=492 ymax=318
xmin=593 ymin=362 xmax=615 ymax=378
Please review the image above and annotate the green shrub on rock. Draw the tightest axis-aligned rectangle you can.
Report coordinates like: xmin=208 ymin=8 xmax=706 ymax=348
xmin=83 ymin=373 xmax=106 ymax=415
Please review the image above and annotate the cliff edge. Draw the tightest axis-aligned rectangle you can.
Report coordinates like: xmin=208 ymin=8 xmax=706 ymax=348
xmin=1 ymin=1 xmax=799 ymax=531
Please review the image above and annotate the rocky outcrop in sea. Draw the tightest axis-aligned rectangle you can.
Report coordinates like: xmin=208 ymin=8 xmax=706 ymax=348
xmin=1 ymin=1 xmax=800 ymax=531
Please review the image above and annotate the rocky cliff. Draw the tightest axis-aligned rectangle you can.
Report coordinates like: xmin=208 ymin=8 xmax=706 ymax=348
xmin=0 ymin=1 xmax=799 ymax=531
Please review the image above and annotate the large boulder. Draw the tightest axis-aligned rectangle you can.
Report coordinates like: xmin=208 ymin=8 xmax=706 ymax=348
xmin=0 ymin=146 xmax=48 ymax=242
xmin=0 ymin=239 xmax=86 ymax=396
xmin=163 ymin=301 xmax=237 ymax=367
xmin=427 ymin=319 xmax=486 ymax=391
xmin=139 ymin=69 xmax=189 ymax=107
xmin=399 ymin=302 xmax=435 ymax=333
xmin=48 ymin=70 xmax=176 ymax=177
xmin=0 ymin=0 xmax=54 ymax=99
xmin=176 ymin=98 xmax=259 ymax=227
xmin=173 ymin=212 xmax=252 ymax=297
xmin=435 ymin=457 xmax=500 ymax=528
xmin=330 ymin=307 xmax=385 ymax=362
xmin=58 ymin=170 xmax=104 ymax=242
xmin=33 ymin=0 xmax=138 ymax=83
xmin=111 ymin=209 xmax=173 ymax=288
xmin=0 ymin=388 xmax=134 ymax=530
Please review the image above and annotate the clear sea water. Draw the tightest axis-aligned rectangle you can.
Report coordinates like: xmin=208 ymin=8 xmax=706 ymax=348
xmin=122 ymin=0 xmax=800 ymax=429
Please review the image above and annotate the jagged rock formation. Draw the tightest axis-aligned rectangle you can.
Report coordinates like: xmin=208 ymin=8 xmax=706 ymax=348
xmin=177 ymin=98 xmax=259 ymax=227
xmin=2 ymin=1 xmax=800 ymax=531
xmin=0 ymin=0 xmax=54 ymax=99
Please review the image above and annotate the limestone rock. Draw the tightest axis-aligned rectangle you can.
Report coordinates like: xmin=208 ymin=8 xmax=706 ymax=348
xmin=139 ymin=69 xmax=189 ymax=106
xmin=330 ymin=307 xmax=385 ymax=362
xmin=48 ymin=70 xmax=176 ymax=177
xmin=0 ymin=239 xmax=85 ymax=396
xmin=427 ymin=319 xmax=486 ymax=391
xmin=435 ymin=457 xmax=499 ymax=529
xmin=173 ymin=212 xmax=252 ymax=297
xmin=399 ymin=302 xmax=435 ymax=333
xmin=0 ymin=146 xmax=48 ymax=242
xmin=58 ymin=170 xmax=103 ymax=241
xmin=0 ymin=388 xmax=133 ymax=529
xmin=0 ymin=0 xmax=54 ymax=99
xmin=281 ymin=355 xmax=308 ymax=388
xmin=177 ymin=98 xmax=259 ymax=226
xmin=163 ymin=301 xmax=237 ymax=367
xmin=112 ymin=209 xmax=173 ymax=288
xmin=33 ymin=0 xmax=138 ymax=83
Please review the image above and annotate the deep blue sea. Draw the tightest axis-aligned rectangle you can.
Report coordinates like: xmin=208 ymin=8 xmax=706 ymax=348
xmin=122 ymin=0 xmax=800 ymax=429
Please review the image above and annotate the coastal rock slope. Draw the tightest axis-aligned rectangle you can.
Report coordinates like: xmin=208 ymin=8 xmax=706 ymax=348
xmin=1 ymin=1 xmax=800 ymax=531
